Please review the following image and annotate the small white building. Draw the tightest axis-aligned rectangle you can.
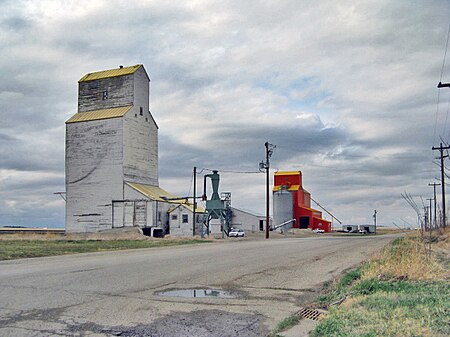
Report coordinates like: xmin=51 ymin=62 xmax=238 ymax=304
xmin=358 ymin=224 xmax=376 ymax=234
xmin=168 ymin=203 xmax=205 ymax=236
xmin=229 ymin=207 xmax=270 ymax=233
xmin=342 ymin=224 xmax=358 ymax=233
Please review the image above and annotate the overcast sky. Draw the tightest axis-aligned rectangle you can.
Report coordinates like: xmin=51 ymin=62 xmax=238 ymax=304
xmin=1 ymin=0 xmax=450 ymax=228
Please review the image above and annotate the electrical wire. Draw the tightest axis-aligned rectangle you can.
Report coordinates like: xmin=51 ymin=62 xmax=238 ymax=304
xmin=200 ymin=167 xmax=262 ymax=174
xmin=187 ymin=169 xmax=194 ymax=199
xmin=439 ymin=23 xmax=450 ymax=83
xmin=433 ymin=22 xmax=450 ymax=146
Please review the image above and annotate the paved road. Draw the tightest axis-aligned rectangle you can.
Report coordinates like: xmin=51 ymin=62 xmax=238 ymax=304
xmin=0 ymin=235 xmax=397 ymax=336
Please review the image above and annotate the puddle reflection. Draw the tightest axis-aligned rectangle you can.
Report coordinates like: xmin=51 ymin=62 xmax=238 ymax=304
xmin=158 ymin=289 xmax=237 ymax=299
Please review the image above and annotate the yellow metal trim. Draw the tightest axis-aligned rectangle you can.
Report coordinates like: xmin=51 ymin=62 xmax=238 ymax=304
xmin=79 ymin=64 xmax=142 ymax=82
xmin=66 ymin=105 xmax=132 ymax=123
xmin=273 ymin=185 xmax=300 ymax=192
xmin=274 ymin=171 xmax=301 ymax=176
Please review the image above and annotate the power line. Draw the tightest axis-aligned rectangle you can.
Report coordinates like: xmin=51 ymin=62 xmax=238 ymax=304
xmin=439 ymin=22 xmax=450 ymax=83
xmin=433 ymin=22 xmax=450 ymax=146
xmin=200 ymin=167 xmax=262 ymax=174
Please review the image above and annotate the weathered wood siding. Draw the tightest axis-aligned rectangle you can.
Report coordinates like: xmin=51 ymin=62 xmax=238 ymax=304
xmin=78 ymin=75 xmax=134 ymax=112
xmin=123 ymin=68 xmax=158 ymax=185
xmin=123 ymin=111 xmax=158 ymax=185
xmin=65 ymin=118 xmax=123 ymax=232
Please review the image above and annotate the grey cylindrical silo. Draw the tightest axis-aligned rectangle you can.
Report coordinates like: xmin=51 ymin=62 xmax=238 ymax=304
xmin=273 ymin=189 xmax=293 ymax=232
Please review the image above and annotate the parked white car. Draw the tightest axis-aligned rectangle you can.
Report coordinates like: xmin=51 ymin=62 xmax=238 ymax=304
xmin=315 ymin=229 xmax=325 ymax=233
xmin=229 ymin=229 xmax=245 ymax=237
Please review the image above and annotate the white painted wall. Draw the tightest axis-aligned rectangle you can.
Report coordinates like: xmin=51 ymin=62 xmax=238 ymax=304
xmin=65 ymin=118 xmax=124 ymax=232
xmin=230 ymin=207 xmax=265 ymax=233
xmin=168 ymin=206 xmax=204 ymax=236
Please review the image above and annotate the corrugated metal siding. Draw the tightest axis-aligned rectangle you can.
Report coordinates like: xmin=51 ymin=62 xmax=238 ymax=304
xmin=79 ymin=65 xmax=142 ymax=82
xmin=66 ymin=105 xmax=132 ymax=123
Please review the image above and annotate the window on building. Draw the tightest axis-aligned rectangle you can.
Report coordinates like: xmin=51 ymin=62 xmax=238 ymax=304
xmin=145 ymin=118 xmax=148 ymax=122
xmin=158 ymin=211 xmax=161 ymax=221
xmin=102 ymin=90 xmax=108 ymax=100
xmin=182 ymin=214 xmax=189 ymax=223
xmin=171 ymin=214 xmax=178 ymax=220
xmin=140 ymin=107 xmax=143 ymax=116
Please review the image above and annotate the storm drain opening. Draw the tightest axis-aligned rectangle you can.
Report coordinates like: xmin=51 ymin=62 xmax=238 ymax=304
xmin=297 ymin=308 xmax=327 ymax=321
xmin=158 ymin=288 xmax=238 ymax=299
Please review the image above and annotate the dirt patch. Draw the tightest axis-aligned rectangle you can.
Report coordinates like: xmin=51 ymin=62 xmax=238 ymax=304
xmin=92 ymin=310 xmax=267 ymax=337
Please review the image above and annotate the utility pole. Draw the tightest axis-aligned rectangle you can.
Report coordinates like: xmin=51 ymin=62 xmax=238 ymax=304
xmin=429 ymin=182 xmax=440 ymax=229
xmin=432 ymin=143 xmax=450 ymax=228
xmin=373 ymin=210 xmax=377 ymax=234
xmin=260 ymin=142 xmax=275 ymax=239
xmin=427 ymin=198 xmax=433 ymax=231
xmin=193 ymin=166 xmax=197 ymax=236
xmin=436 ymin=79 xmax=450 ymax=226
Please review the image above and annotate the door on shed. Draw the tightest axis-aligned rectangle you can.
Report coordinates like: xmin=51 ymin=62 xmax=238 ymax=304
xmin=134 ymin=201 xmax=147 ymax=227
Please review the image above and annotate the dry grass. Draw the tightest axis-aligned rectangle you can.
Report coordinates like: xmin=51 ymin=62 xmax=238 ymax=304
xmin=362 ymin=229 xmax=448 ymax=281
xmin=312 ymin=228 xmax=450 ymax=337
xmin=0 ymin=233 xmax=66 ymax=241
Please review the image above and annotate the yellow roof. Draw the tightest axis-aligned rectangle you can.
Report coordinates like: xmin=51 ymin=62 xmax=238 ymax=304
xmin=127 ymin=182 xmax=177 ymax=202
xmin=168 ymin=203 xmax=206 ymax=214
xmin=274 ymin=171 xmax=301 ymax=176
xmin=79 ymin=64 xmax=142 ymax=82
xmin=66 ymin=105 xmax=132 ymax=124
xmin=126 ymin=182 xmax=205 ymax=212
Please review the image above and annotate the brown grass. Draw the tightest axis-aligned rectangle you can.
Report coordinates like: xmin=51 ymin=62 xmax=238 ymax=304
xmin=361 ymin=228 xmax=449 ymax=281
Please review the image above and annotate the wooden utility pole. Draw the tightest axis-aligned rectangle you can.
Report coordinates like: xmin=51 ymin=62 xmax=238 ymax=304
xmin=262 ymin=142 xmax=275 ymax=239
xmin=436 ymin=79 xmax=450 ymax=227
xmin=427 ymin=198 xmax=433 ymax=231
xmin=373 ymin=210 xmax=377 ymax=234
xmin=429 ymin=182 xmax=440 ymax=229
xmin=432 ymin=143 xmax=450 ymax=228
xmin=193 ymin=166 xmax=197 ymax=236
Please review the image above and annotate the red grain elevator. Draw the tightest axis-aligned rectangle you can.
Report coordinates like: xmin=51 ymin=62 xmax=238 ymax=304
xmin=273 ymin=171 xmax=331 ymax=232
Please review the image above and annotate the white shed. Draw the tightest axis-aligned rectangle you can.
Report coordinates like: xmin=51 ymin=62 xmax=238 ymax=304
xmin=229 ymin=207 xmax=269 ymax=233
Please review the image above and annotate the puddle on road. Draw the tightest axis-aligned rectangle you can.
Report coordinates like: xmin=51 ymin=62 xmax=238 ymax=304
xmin=158 ymin=288 xmax=237 ymax=299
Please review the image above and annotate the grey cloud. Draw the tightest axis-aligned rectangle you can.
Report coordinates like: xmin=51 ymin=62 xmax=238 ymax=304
xmin=1 ymin=0 xmax=449 ymax=227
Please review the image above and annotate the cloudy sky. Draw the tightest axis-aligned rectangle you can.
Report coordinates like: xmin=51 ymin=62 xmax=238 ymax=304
xmin=1 ymin=0 xmax=450 ymax=228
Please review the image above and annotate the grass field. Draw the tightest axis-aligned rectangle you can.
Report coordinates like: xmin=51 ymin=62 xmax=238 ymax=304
xmin=0 ymin=238 xmax=210 ymax=260
xmin=310 ymin=229 xmax=449 ymax=337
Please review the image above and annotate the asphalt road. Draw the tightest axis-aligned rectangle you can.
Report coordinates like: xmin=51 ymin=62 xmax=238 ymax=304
xmin=0 ymin=235 xmax=398 ymax=336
